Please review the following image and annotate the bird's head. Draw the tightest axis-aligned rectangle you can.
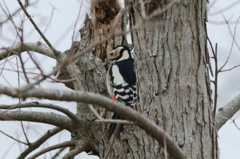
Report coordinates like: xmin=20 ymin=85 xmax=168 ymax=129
xmin=108 ymin=45 xmax=133 ymax=62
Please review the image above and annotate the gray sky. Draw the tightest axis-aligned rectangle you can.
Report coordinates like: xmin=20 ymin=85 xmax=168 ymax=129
xmin=0 ymin=0 xmax=240 ymax=158
xmin=208 ymin=0 xmax=240 ymax=158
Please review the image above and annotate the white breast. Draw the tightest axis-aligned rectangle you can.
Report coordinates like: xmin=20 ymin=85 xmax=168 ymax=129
xmin=111 ymin=64 xmax=125 ymax=85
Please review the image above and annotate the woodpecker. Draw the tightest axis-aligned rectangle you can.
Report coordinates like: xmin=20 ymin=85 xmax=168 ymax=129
xmin=106 ymin=45 xmax=137 ymax=139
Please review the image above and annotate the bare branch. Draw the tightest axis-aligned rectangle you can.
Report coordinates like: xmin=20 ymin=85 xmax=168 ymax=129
xmin=17 ymin=127 xmax=63 ymax=159
xmin=27 ymin=141 xmax=76 ymax=159
xmin=88 ymin=104 xmax=103 ymax=120
xmin=213 ymin=43 xmax=218 ymax=118
xmin=0 ymin=129 xmax=28 ymax=145
xmin=0 ymin=85 xmax=188 ymax=159
xmin=16 ymin=57 xmax=31 ymax=144
xmin=104 ymin=124 xmax=119 ymax=159
xmin=219 ymin=17 xmax=240 ymax=71
xmin=0 ymin=110 xmax=73 ymax=131
xmin=209 ymin=1 xmax=240 ymax=16
xmin=0 ymin=42 xmax=56 ymax=60
xmin=95 ymin=119 xmax=134 ymax=124
xmin=221 ymin=64 xmax=240 ymax=72
xmin=10 ymin=2 xmax=177 ymax=92
xmin=62 ymin=144 xmax=88 ymax=159
xmin=0 ymin=102 xmax=82 ymax=125
xmin=215 ymin=93 xmax=240 ymax=130
xmin=17 ymin=0 xmax=61 ymax=59
xmin=0 ymin=0 xmax=37 ymax=25
xmin=52 ymin=148 xmax=66 ymax=159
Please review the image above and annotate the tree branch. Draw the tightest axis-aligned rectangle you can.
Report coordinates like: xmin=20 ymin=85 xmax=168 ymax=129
xmin=17 ymin=127 xmax=63 ymax=159
xmin=0 ymin=0 xmax=37 ymax=25
xmin=0 ymin=129 xmax=28 ymax=145
xmin=0 ymin=102 xmax=82 ymax=125
xmin=0 ymin=85 xmax=188 ymax=159
xmin=17 ymin=0 xmax=61 ymax=59
xmin=27 ymin=141 xmax=76 ymax=159
xmin=0 ymin=42 xmax=56 ymax=60
xmin=215 ymin=93 xmax=240 ymax=130
xmin=52 ymin=147 xmax=66 ymax=159
xmin=0 ymin=110 xmax=72 ymax=131
xmin=62 ymin=146 xmax=87 ymax=159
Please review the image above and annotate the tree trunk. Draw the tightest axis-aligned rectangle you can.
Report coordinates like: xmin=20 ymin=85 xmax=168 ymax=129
xmin=68 ymin=0 xmax=219 ymax=158
xmin=128 ymin=0 xmax=218 ymax=158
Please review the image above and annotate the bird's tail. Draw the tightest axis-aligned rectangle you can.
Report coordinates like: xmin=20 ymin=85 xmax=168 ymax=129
xmin=108 ymin=113 xmax=124 ymax=139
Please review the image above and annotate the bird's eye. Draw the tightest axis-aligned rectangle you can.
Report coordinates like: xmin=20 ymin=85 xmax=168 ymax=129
xmin=110 ymin=52 xmax=114 ymax=56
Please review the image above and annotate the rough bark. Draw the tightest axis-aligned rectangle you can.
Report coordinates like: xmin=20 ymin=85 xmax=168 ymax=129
xmin=55 ymin=0 xmax=219 ymax=158
xmin=60 ymin=0 xmax=133 ymax=157
xmin=128 ymin=0 xmax=218 ymax=159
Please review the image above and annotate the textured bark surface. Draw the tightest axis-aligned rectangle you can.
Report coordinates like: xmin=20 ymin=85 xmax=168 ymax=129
xmin=128 ymin=0 xmax=218 ymax=159
xmin=58 ymin=0 xmax=219 ymax=159
xmin=91 ymin=0 xmax=126 ymax=63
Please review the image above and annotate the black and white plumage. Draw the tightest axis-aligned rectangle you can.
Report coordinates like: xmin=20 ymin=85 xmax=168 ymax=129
xmin=106 ymin=45 xmax=137 ymax=139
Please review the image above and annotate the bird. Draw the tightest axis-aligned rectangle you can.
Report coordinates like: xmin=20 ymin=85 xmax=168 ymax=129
xmin=106 ymin=45 xmax=137 ymax=139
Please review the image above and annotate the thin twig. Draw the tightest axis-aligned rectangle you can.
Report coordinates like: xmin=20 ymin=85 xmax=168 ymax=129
xmin=209 ymin=0 xmax=217 ymax=8
xmin=0 ymin=140 xmax=16 ymax=159
xmin=224 ymin=15 xmax=240 ymax=50
xmin=19 ymin=110 xmax=31 ymax=145
xmin=88 ymin=104 xmax=103 ymax=120
xmin=0 ymin=67 xmax=40 ymax=76
xmin=16 ymin=22 xmax=30 ymax=84
xmin=104 ymin=124 xmax=120 ymax=159
xmin=219 ymin=17 xmax=240 ymax=71
xmin=230 ymin=118 xmax=240 ymax=130
xmin=207 ymin=36 xmax=218 ymax=117
xmin=52 ymin=147 xmax=66 ymax=159
xmin=71 ymin=0 xmax=83 ymax=43
xmin=213 ymin=43 xmax=218 ymax=118
xmin=0 ymin=50 xmax=10 ymax=77
xmin=17 ymin=127 xmax=63 ymax=159
xmin=205 ymin=23 xmax=214 ymax=77
xmin=221 ymin=64 xmax=240 ymax=72
xmin=38 ymin=1 xmax=57 ymax=41
xmin=16 ymin=57 xmax=31 ymax=145
xmin=17 ymin=0 xmax=60 ymax=58
xmin=50 ymin=77 xmax=76 ymax=83
xmin=209 ymin=1 xmax=240 ymax=16
xmin=24 ymin=48 xmax=44 ymax=75
xmin=27 ymin=141 xmax=76 ymax=159
xmin=0 ymin=86 xmax=188 ymax=159
xmin=16 ymin=0 xmax=177 ymax=92
xmin=0 ymin=0 xmax=37 ymax=25
xmin=0 ymin=129 xmax=28 ymax=145
xmin=95 ymin=119 xmax=134 ymax=124
xmin=62 ymin=145 xmax=87 ymax=159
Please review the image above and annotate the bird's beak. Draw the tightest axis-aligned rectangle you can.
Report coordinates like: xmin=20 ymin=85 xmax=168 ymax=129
xmin=103 ymin=58 xmax=112 ymax=68
xmin=104 ymin=60 xmax=110 ymax=67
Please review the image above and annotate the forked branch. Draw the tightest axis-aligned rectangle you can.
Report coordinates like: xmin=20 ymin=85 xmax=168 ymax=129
xmin=17 ymin=127 xmax=63 ymax=159
xmin=0 ymin=85 xmax=188 ymax=159
xmin=0 ymin=110 xmax=73 ymax=131
xmin=27 ymin=141 xmax=76 ymax=159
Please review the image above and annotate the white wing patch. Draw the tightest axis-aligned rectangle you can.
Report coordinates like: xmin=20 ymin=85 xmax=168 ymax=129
xmin=113 ymin=88 xmax=125 ymax=93
xmin=111 ymin=64 xmax=125 ymax=85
